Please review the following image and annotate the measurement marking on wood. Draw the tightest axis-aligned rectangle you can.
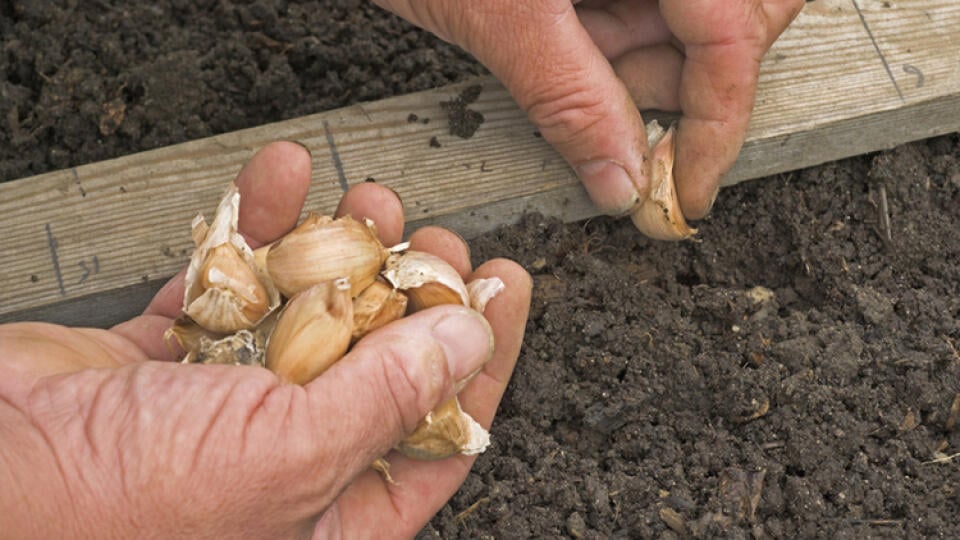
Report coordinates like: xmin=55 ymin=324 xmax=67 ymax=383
xmin=902 ymin=64 xmax=924 ymax=88
xmin=44 ymin=223 xmax=66 ymax=296
xmin=77 ymin=256 xmax=100 ymax=284
xmin=322 ymin=120 xmax=349 ymax=192
xmin=852 ymin=0 xmax=905 ymax=102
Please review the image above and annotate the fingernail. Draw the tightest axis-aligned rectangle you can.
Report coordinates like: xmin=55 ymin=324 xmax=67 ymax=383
xmin=431 ymin=308 xmax=494 ymax=385
xmin=575 ymin=160 xmax=640 ymax=216
xmin=287 ymin=140 xmax=313 ymax=160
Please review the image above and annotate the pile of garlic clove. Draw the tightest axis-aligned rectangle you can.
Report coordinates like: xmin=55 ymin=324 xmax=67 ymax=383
xmin=165 ymin=183 xmax=503 ymax=461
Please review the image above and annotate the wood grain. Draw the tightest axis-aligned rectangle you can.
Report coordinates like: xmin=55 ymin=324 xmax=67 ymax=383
xmin=1 ymin=0 xmax=958 ymax=326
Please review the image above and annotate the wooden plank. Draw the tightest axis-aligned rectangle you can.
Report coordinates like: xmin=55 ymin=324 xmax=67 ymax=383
xmin=1 ymin=0 xmax=958 ymax=326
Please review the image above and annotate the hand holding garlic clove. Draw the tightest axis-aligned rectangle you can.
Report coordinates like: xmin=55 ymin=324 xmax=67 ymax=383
xmin=0 ymin=142 xmax=532 ymax=538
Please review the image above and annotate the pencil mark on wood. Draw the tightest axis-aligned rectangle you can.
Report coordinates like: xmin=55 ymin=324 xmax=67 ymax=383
xmin=77 ymin=256 xmax=100 ymax=285
xmin=45 ymin=223 xmax=66 ymax=296
xmin=902 ymin=64 xmax=924 ymax=88
xmin=852 ymin=0 xmax=905 ymax=102
xmin=71 ymin=168 xmax=87 ymax=197
xmin=322 ymin=120 xmax=349 ymax=192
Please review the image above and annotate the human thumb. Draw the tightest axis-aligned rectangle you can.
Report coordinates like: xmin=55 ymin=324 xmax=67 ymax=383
xmin=302 ymin=305 xmax=493 ymax=479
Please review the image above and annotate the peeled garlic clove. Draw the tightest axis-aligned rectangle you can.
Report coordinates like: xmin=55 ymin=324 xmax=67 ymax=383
xmin=184 ymin=183 xmax=280 ymax=333
xmin=466 ymin=277 xmax=505 ymax=313
xmin=630 ymin=121 xmax=697 ymax=241
xmin=352 ymin=279 xmax=408 ymax=342
xmin=396 ymin=397 xmax=490 ymax=460
xmin=267 ymin=214 xmax=387 ymax=298
xmin=266 ymin=278 xmax=354 ymax=384
xmin=382 ymin=250 xmax=469 ymax=312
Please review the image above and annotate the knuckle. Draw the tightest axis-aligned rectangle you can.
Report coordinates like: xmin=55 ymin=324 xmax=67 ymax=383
xmin=372 ymin=333 xmax=450 ymax=435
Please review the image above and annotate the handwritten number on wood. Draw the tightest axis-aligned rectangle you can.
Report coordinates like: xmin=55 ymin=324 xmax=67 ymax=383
xmin=45 ymin=223 xmax=101 ymax=296
xmin=902 ymin=64 xmax=924 ymax=88
xmin=77 ymin=256 xmax=100 ymax=285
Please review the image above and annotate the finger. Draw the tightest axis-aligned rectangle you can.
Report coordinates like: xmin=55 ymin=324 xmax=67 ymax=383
xmin=314 ymin=259 xmax=532 ymax=537
xmin=236 ymin=141 xmax=313 ymax=248
xmin=408 ymin=226 xmax=472 ymax=278
xmin=334 ymin=182 xmax=405 ymax=247
xmin=378 ymin=0 xmax=652 ymax=215
xmin=576 ymin=0 xmax=671 ymax=58
xmin=612 ymin=44 xmax=684 ymax=111
xmin=109 ymin=314 xmax=181 ymax=362
xmin=142 ymin=141 xmax=313 ymax=319
xmin=659 ymin=0 xmax=769 ymax=219
xmin=297 ymin=305 xmax=494 ymax=497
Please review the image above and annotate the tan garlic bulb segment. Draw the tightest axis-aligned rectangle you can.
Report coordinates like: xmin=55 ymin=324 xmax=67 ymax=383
xmin=382 ymin=250 xmax=469 ymax=312
xmin=351 ymin=279 xmax=408 ymax=342
xmin=184 ymin=183 xmax=280 ymax=333
xmin=266 ymin=278 xmax=354 ymax=384
xmin=630 ymin=121 xmax=697 ymax=241
xmin=267 ymin=214 xmax=387 ymax=298
xmin=396 ymin=397 xmax=490 ymax=460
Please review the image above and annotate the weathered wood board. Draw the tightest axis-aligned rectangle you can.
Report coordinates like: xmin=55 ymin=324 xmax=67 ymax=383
xmin=1 ymin=0 xmax=958 ymax=327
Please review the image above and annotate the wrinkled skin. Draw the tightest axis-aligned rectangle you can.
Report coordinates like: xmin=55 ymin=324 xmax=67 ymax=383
xmin=0 ymin=142 xmax=532 ymax=538
xmin=376 ymin=0 xmax=805 ymax=220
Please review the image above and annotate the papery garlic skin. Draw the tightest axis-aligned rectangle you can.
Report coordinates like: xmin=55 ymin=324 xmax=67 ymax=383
xmin=352 ymin=279 xmax=408 ymax=342
xmin=267 ymin=214 xmax=387 ymax=298
xmin=183 ymin=183 xmax=280 ymax=333
xmin=630 ymin=121 xmax=697 ymax=241
xmin=466 ymin=277 xmax=505 ymax=313
xmin=266 ymin=278 xmax=354 ymax=384
xmin=396 ymin=397 xmax=490 ymax=460
xmin=382 ymin=250 xmax=469 ymax=312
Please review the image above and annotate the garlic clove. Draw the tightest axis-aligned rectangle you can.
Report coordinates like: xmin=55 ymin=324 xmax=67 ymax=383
xmin=382 ymin=250 xmax=469 ymax=312
xmin=396 ymin=397 xmax=490 ymax=460
xmin=267 ymin=214 xmax=388 ymax=298
xmin=184 ymin=329 xmax=264 ymax=366
xmin=630 ymin=121 xmax=697 ymax=241
xmin=351 ymin=279 xmax=408 ymax=342
xmin=466 ymin=277 xmax=505 ymax=313
xmin=165 ymin=317 xmax=225 ymax=357
xmin=183 ymin=183 xmax=280 ymax=333
xmin=266 ymin=278 xmax=354 ymax=384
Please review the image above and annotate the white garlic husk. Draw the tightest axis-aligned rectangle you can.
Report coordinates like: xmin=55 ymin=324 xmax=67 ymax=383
xmin=630 ymin=120 xmax=697 ymax=241
xmin=183 ymin=183 xmax=280 ymax=333
xmin=396 ymin=396 xmax=490 ymax=460
xmin=382 ymin=250 xmax=469 ymax=312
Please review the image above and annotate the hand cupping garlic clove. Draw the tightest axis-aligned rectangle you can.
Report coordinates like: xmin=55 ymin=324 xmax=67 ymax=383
xmin=171 ymin=182 xmax=505 ymax=464
xmin=630 ymin=120 xmax=697 ymax=241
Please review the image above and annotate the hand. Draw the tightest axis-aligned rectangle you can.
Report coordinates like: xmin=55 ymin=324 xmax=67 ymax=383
xmin=0 ymin=142 xmax=532 ymax=538
xmin=375 ymin=0 xmax=804 ymax=220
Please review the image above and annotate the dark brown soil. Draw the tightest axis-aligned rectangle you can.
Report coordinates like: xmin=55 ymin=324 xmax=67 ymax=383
xmin=3 ymin=1 xmax=959 ymax=538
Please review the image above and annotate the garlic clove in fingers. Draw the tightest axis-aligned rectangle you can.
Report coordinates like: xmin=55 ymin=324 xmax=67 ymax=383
xmin=266 ymin=278 xmax=354 ymax=384
xmin=396 ymin=396 xmax=490 ymax=460
xmin=267 ymin=214 xmax=388 ymax=298
xmin=630 ymin=121 xmax=697 ymax=241
xmin=382 ymin=250 xmax=469 ymax=312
